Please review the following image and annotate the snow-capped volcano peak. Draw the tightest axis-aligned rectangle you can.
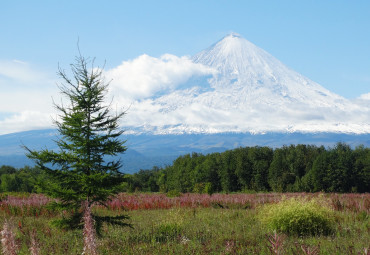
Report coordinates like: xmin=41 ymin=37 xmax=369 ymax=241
xmin=117 ymin=33 xmax=370 ymax=134
xmin=193 ymin=33 xmax=280 ymax=78
xmin=192 ymin=33 xmax=345 ymax=106
xmin=226 ymin=32 xmax=242 ymax=38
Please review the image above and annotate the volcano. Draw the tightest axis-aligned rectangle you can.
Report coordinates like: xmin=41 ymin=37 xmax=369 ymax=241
xmin=124 ymin=33 xmax=370 ymax=134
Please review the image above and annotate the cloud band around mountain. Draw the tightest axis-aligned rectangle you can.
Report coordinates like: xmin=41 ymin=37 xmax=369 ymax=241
xmin=106 ymin=54 xmax=216 ymax=100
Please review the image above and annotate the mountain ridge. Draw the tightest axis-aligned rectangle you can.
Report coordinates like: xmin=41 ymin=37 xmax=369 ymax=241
xmin=1 ymin=129 xmax=369 ymax=173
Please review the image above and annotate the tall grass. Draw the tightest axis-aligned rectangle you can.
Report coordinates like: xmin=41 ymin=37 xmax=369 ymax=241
xmin=0 ymin=192 xmax=369 ymax=254
xmin=1 ymin=192 xmax=369 ymax=214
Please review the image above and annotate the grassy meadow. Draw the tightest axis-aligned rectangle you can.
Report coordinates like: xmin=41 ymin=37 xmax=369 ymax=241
xmin=0 ymin=192 xmax=369 ymax=254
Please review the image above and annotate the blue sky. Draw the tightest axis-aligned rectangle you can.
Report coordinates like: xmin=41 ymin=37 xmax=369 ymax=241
xmin=0 ymin=1 xmax=370 ymax=134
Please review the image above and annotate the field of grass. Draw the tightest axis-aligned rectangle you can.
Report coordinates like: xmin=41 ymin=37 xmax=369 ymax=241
xmin=0 ymin=192 xmax=369 ymax=254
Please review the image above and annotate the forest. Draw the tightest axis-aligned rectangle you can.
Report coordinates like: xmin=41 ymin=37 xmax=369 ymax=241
xmin=127 ymin=143 xmax=370 ymax=194
xmin=3 ymin=142 xmax=368 ymax=194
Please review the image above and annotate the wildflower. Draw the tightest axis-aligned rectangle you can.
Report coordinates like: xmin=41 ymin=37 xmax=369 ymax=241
xmin=299 ymin=243 xmax=320 ymax=255
xmin=180 ymin=235 xmax=190 ymax=244
xmin=1 ymin=220 xmax=18 ymax=255
xmin=267 ymin=232 xmax=285 ymax=255
xmin=29 ymin=229 xmax=40 ymax=255
xmin=362 ymin=247 xmax=369 ymax=255
xmin=224 ymin=240 xmax=236 ymax=254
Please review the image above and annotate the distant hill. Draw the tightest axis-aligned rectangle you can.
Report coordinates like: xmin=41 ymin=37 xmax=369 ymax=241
xmin=0 ymin=129 xmax=369 ymax=173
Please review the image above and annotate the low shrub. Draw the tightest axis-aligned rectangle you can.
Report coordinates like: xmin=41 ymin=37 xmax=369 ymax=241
xmin=166 ymin=190 xmax=181 ymax=198
xmin=258 ymin=196 xmax=335 ymax=236
xmin=153 ymin=223 xmax=182 ymax=242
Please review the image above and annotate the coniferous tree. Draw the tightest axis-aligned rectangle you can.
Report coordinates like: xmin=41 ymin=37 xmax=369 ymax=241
xmin=25 ymin=55 xmax=129 ymax=231
xmin=353 ymin=145 xmax=370 ymax=192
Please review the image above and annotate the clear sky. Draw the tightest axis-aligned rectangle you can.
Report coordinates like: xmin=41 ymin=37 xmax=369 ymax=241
xmin=1 ymin=0 xmax=370 ymax=134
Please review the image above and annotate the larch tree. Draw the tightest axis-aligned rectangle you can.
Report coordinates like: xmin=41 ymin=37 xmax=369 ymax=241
xmin=25 ymin=55 xmax=130 ymax=231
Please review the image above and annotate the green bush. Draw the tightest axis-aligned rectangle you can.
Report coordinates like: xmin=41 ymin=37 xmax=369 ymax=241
xmin=193 ymin=182 xmax=213 ymax=195
xmin=166 ymin=190 xmax=181 ymax=197
xmin=258 ymin=196 xmax=335 ymax=236
xmin=153 ymin=223 xmax=182 ymax=242
xmin=204 ymin=182 xmax=213 ymax=195
xmin=193 ymin=183 xmax=205 ymax=193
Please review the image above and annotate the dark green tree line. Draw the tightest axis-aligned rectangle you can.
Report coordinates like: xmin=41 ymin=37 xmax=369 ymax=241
xmin=0 ymin=165 xmax=43 ymax=193
xmin=1 ymin=143 xmax=369 ymax=194
xmin=154 ymin=143 xmax=369 ymax=193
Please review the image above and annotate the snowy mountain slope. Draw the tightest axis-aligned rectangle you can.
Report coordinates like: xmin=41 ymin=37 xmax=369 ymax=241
xmin=193 ymin=33 xmax=346 ymax=107
xmin=121 ymin=33 xmax=370 ymax=134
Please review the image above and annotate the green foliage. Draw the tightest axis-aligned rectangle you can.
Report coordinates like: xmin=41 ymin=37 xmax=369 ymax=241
xmin=0 ymin=174 xmax=19 ymax=192
xmin=24 ymin=55 xmax=129 ymax=230
xmin=192 ymin=182 xmax=213 ymax=194
xmin=258 ymin=196 xmax=335 ymax=236
xmin=353 ymin=145 xmax=370 ymax=192
xmin=309 ymin=143 xmax=357 ymax=192
xmin=219 ymin=150 xmax=239 ymax=192
xmin=84 ymin=142 xmax=366 ymax=194
xmin=166 ymin=190 xmax=181 ymax=197
xmin=193 ymin=182 xmax=204 ymax=193
xmin=126 ymin=167 xmax=160 ymax=192
xmin=0 ymin=165 xmax=17 ymax=175
xmin=157 ymin=143 xmax=369 ymax=194
xmin=0 ymin=166 xmax=42 ymax=193
xmin=153 ymin=223 xmax=182 ymax=242
xmin=204 ymin=182 xmax=213 ymax=195
xmin=2 ymin=141 xmax=369 ymax=195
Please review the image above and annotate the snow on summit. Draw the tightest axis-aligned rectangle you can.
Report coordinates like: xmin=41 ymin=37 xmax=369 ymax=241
xmin=109 ymin=33 xmax=370 ymax=134
xmin=193 ymin=32 xmax=277 ymax=77
xmin=193 ymin=33 xmax=346 ymax=108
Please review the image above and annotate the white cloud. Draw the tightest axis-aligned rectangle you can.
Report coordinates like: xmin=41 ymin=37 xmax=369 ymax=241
xmin=0 ymin=90 xmax=56 ymax=113
xmin=352 ymin=92 xmax=370 ymax=108
xmin=0 ymin=60 xmax=50 ymax=85
xmin=359 ymin=92 xmax=370 ymax=100
xmin=0 ymin=59 xmax=59 ymax=134
xmin=105 ymin=54 xmax=216 ymax=100
xmin=0 ymin=59 xmax=58 ymax=112
xmin=0 ymin=111 xmax=53 ymax=135
xmin=0 ymin=54 xmax=217 ymax=134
